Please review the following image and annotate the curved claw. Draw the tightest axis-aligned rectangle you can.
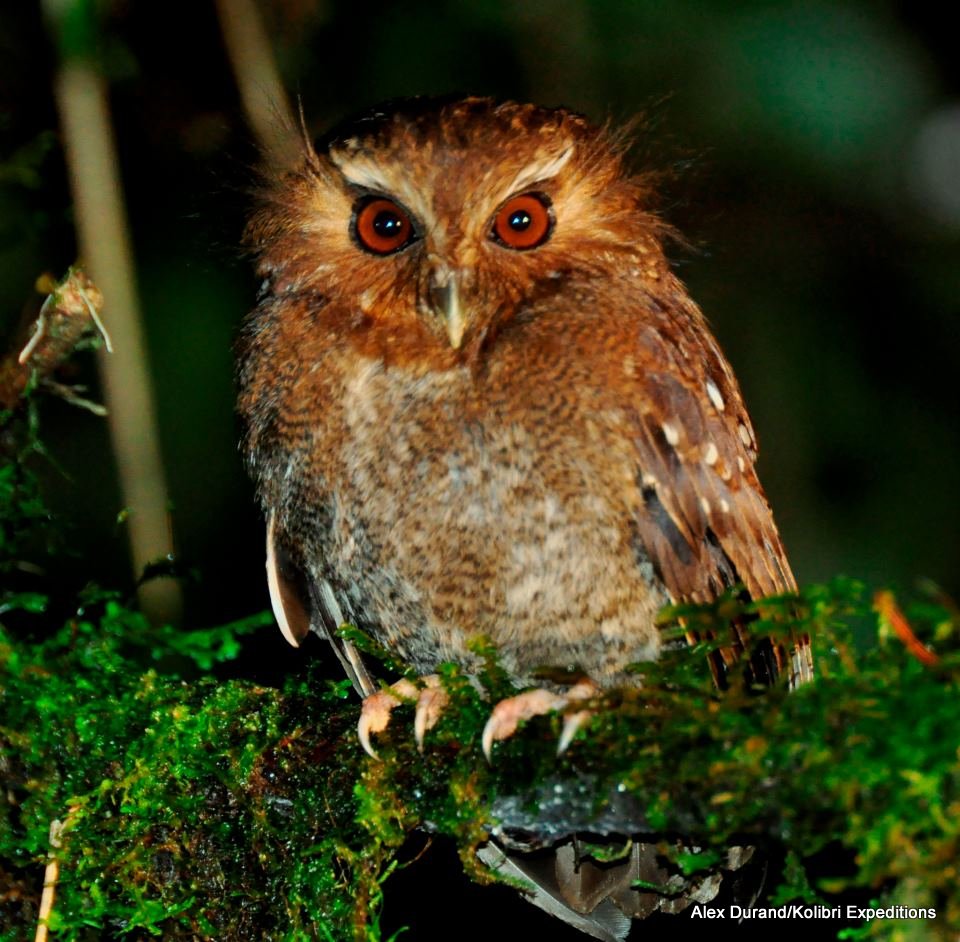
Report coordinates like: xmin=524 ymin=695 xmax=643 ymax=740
xmin=357 ymin=675 xmax=452 ymax=758
xmin=556 ymin=679 xmax=598 ymax=754
xmin=557 ymin=709 xmax=591 ymax=755
xmin=357 ymin=678 xmax=419 ymax=759
xmin=481 ymin=680 xmax=599 ymax=762
xmin=481 ymin=689 xmax=567 ymax=762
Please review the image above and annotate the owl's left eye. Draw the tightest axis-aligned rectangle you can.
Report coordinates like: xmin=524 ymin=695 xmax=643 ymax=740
xmin=491 ymin=193 xmax=553 ymax=250
xmin=353 ymin=197 xmax=416 ymax=255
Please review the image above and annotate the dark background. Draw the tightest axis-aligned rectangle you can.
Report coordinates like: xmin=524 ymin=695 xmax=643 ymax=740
xmin=4 ymin=1 xmax=959 ymax=623
xmin=0 ymin=2 xmax=957 ymax=937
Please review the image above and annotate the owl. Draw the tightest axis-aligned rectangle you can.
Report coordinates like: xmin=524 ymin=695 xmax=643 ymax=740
xmin=238 ymin=96 xmax=812 ymax=938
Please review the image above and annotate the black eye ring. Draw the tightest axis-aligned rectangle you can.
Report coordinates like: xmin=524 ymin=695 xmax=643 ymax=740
xmin=352 ymin=196 xmax=419 ymax=255
xmin=491 ymin=192 xmax=554 ymax=250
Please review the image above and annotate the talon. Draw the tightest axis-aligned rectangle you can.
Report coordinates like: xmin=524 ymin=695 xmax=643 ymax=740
xmin=557 ymin=709 xmax=590 ymax=754
xmin=556 ymin=680 xmax=598 ymax=754
xmin=481 ymin=689 xmax=567 ymax=762
xmin=413 ymin=675 xmax=449 ymax=751
xmin=481 ymin=680 xmax=600 ymax=761
xmin=358 ymin=678 xmax=419 ymax=758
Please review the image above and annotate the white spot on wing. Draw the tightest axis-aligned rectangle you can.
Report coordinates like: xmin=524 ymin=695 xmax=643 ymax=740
xmin=738 ymin=423 xmax=752 ymax=446
xmin=700 ymin=497 xmax=711 ymax=515
xmin=703 ymin=442 xmax=719 ymax=465
xmin=662 ymin=422 xmax=680 ymax=446
xmin=706 ymin=381 xmax=725 ymax=412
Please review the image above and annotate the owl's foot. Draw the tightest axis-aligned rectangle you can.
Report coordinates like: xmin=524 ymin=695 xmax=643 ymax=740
xmin=358 ymin=675 xmax=449 ymax=758
xmin=481 ymin=679 xmax=598 ymax=762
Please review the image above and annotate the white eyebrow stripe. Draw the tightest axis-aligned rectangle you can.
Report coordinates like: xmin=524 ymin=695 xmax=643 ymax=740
xmin=507 ymin=145 xmax=574 ymax=194
xmin=328 ymin=151 xmax=436 ymax=234
xmin=328 ymin=152 xmax=392 ymax=192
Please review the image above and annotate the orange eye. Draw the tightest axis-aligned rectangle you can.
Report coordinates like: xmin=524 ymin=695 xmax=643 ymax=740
xmin=354 ymin=198 xmax=415 ymax=255
xmin=492 ymin=193 xmax=553 ymax=250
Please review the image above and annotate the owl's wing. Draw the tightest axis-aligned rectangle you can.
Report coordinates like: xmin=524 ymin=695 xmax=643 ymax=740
xmin=266 ymin=513 xmax=377 ymax=697
xmin=627 ymin=299 xmax=813 ymax=688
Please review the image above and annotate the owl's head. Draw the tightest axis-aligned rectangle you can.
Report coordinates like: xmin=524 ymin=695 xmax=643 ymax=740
xmin=247 ymin=97 xmax=666 ymax=358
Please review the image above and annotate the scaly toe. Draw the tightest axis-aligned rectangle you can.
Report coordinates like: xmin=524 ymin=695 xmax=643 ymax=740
xmin=358 ymin=678 xmax=419 ymax=758
xmin=413 ymin=675 xmax=449 ymax=751
xmin=481 ymin=688 xmax=568 ymax=761
xmin=481 ymin=680 xmax=599 ymax=761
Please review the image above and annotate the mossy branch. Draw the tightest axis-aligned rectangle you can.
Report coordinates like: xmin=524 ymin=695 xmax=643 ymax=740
xmin=1 ymin=576 xmax=958 ymax=941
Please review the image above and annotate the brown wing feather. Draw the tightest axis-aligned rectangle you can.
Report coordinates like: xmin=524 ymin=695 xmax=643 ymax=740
xmin=266 ymin=513 xmax=377 ymax=698
xmin=627 ymin=285 xmax=811 ymax=686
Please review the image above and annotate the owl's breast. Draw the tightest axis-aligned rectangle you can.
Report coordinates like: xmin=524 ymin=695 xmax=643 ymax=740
xmin=307 ymin=353 xmax=667 ymax=686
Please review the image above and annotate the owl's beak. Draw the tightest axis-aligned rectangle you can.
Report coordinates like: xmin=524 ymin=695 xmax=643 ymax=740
xmin=428 ymin=275 xmax=465 ymax=350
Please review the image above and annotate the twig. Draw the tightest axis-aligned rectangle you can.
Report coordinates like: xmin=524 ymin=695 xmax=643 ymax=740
xmin=214 ymin=0 xmax=300 ymax=168
xmin=874 ymin=590 xmax=940 ymax=667
xmin=34 ymin=817 xmax=66 ymax=942
xmin=45 ymin=4 xmax=182 ymax=625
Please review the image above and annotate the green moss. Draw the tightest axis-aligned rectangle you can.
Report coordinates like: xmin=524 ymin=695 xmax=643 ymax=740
xmin=3 ymin=577 xmax=958 ymax=940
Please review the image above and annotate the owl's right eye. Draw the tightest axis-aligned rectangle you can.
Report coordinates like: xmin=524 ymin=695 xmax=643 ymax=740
xmin=353 ymin=198 xmax=416 ymax=255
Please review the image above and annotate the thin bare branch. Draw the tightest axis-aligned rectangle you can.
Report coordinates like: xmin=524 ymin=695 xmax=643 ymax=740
xmin=50 ymin=53 xmax=181 ymax=624
xmin=214 ymin=0 xmax=301 ymax=169
xmin=34 ymin=817 xmax=65 ymax=942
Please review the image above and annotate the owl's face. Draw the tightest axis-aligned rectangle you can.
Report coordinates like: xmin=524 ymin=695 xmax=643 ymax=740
xmin=247 ymin=98 xmax=664 ymax=360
